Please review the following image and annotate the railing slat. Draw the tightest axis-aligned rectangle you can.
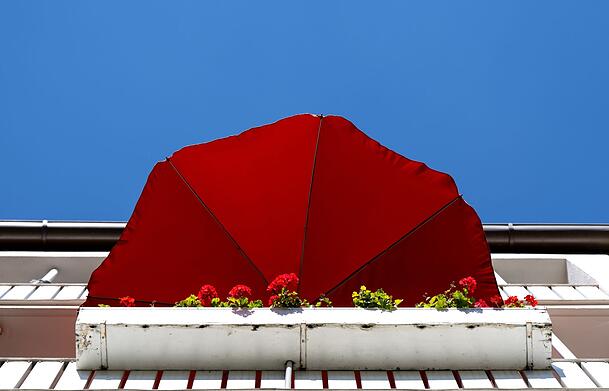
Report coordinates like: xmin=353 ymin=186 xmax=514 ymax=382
xmin=327 ymin=371 xmax=357 ymax=389
xmin=192 ymin=370 xmax=223 ymax=389
xmin=19 ymin=361 xmax=64 ymax=389
xmin=88 ymin=370 xmax=123 ymax=390
xmin=491 ymin=370 xmax=527 ymax=389
xmin=499 ymin=288 xmax=508 ymax=300
xmin=581 ymin=361 xmax=609 ymax=387
xmin=425 ymin=371 xmax=459 ymax=389
xmin=54 ymin=362 xmax=90 ymax=390
xmin=575 ymin=286 xmax=609 ymax=300
xmin=360 ymin=371 xmax=390 ymax=389
xmin=27 ymin=285 xmax=62 ymax=300
xmin=524 ymin=369 xmax=562 ymax=388
xmin=0 ymin=285 xmax=12 ymax=299
xmin=0 ymin=361 xmax=32 ymax=389
xmin=0 ymin=285 xmax=36 ymax=300
xmin=392 ymin=371 xmax=425 ymax=389
xmin=294 ymin=370 xmax=323 ymax=389
xmin=53 ymin=285 xmax=86 ymax=300
xmin=225 ymin=370 xmax=256 ymax=389
xmin=501 ymin=286 xmax=531 ymax=299
xmin=526 ymin=286 xmax=561 ymax=300
xmin=551 ymin=286 xmax=586 ymax=300
xmin=552 ymin=362 xmax=596 ymax=388
xmin=124 ymin=370 xmax=157 ymax=389
xmin=260 ymin=371 xmax=285 ymax=388
xmin=157 ymin=370 xmax=190 ymax=390
xmin=458 ymin=370 xmax=492 ymax=389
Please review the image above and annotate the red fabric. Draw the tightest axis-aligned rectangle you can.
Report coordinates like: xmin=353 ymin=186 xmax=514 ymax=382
xmin=84 ymin=114 xmax=499 ymax=307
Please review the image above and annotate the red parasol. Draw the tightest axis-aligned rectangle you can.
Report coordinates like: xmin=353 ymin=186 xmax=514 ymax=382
xmin=84 ymin=114 xmax=499 ymax=307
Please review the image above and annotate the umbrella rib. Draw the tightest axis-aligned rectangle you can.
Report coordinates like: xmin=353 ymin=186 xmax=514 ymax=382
xmin=324 ymin=195 xmax=463 ymax=298
xmin=297 ymin=114 xmax=324 ymax=291
xmin=166 ymin=158 xmax=269 ymax=286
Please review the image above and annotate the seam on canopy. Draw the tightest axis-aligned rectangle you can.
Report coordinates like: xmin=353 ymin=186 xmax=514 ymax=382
xmin=166 ymin=158 xmax=269 ymax=286
xmin=324 ymin=195 xmax=463 ymax=297
xmin=297 ymin=115 xmax=324 ymax=291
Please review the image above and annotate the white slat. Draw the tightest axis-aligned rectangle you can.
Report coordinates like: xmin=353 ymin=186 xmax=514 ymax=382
xmin=491 ymin=370 xmax=527 ymax=389
xmin=552 ymin=362 xmax=596 ymax=388
xmin=53 ymin=285 xmax=86 ymax=300
xmin=524 ymin=370 xmax=562 ymax=388
xmin=0 ymin=285 xmax=13 ymax=298
xmin=360 ymin=371 xmax=390 ymax=389
xmin=458 ymin=370 xmax=492 ymax=389
xmin=526 ymin=286 xmax=561 ymax=300
xmin=551 ymin=286 xmax=585 ymax=300
xmin=327 ymin=371 xmax=357 ymax=389
xmin=294 ymin=371 xmax=323 ymax=389
xmin=226 ymin=370 xmax=256 ymax=389
xmin=260 ymin=371 xmax=285 ymax=388
xmin=80 ymin=288 xmax=89 ymax=299
xmin=576 ymin=286 xmax=609 ymax=300
xmin=502 ymin=285 xmax=531 ymax=299
xmin=581 ymin=361 xmax=609 ymax=387
xmin=54 ymin=362 xmax=90 ymax=390
xmin=0 ymin=361 xmax=32 ymax=389
xmin=20 ymin=361 xmax=64 ymax=389
xmin=495 ymin=273 xmax=507 ymax=285
xmin=27 ymin=285 xmax=62 ymax=300
xmin=1 ymin=285 xmax=36 ymax=300
xmin=499 ymin=288 xmax=508 ymax=300
xmin=425 ymin=371 xmax=459 ymax=389
xmin=158 ymin=370 xmax=190 ymax=390
xmin=192 ymin=370 xmax=223 ymax=389
xmin=393 ymin=371 xmax=425 ymax=389
xmin=124 ymin=370 xmax=157 ymax=389
xmin=88 ymin=370 xmax=123 ymax=389
xmin=552 ymin=334 xmax=576 ymax=359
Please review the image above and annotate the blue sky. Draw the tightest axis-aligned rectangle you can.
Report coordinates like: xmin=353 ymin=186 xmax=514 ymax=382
xmin=1 ymin=2 xmax=608 ymax=223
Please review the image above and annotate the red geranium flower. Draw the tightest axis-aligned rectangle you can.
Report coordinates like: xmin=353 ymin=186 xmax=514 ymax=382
xmin=524 ymin=294 xmax=538 ymax=307
xmin=504 ymin=296 xmax=524 ymax=308
xmin=119 ymin=296 xmax=135 ymax=307
xmin=267 ymin=273 xmax=299 ymax=294
xmin=458 ymin=276 xmax=477 ymax=294
xmin=489 ymin=295 xmax=503 ymax=307
xmin=197 ymin=284 xmax=219 ymax=306
xmin=474 ymin=299 xmax=488 ymax=308
xmin=229 ymin=284 xmax=252 ymax=299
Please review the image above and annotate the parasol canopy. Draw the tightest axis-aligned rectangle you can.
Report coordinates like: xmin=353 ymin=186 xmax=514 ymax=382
xmin=84 ymin=114 xmax=499 ymax=307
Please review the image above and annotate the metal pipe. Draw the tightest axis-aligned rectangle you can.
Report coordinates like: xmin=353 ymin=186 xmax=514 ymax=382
xmin=1 ymin=221 xmax=609 ymax=254
xmin=30 ymin=268 xmax=59 ymax=283
xmin=284 ymin=360 xmax=294 ymax=389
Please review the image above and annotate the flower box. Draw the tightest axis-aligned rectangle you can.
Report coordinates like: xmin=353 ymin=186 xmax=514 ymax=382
xmin=75 ymin=307 xmax=552 ymax=371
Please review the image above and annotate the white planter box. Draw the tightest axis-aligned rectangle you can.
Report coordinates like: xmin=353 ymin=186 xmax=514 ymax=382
xmin=76 ymin=307 xmax=552 ymax=371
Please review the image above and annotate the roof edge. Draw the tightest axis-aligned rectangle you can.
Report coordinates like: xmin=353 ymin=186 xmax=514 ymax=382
xmin=1 ymin=221 xmax=608 ymax=254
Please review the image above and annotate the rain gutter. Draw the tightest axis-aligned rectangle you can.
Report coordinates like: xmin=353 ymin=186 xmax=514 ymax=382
xmin=1 ymin=220 xmax=609 ymax=254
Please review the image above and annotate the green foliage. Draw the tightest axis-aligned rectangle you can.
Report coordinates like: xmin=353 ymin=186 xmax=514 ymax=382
xmin=210 ymin=297 xmax=223 ymax=307
xmin=248 ymin=299 xmax=264 ymax=308
xmin=417 ymin=283 xmax=474 ymax=309
xmin=224 ymin=296 xmax=263 ymax=308
xmin=173 ymin=295 xmax=262 ymax=309
xmin=174 ymin=294 xmax=202 ymax=307
xmin=270 ymin=287 xmax=310 ymax=308
xmin=314 ymin=294 xmax=333 ymax=308
xmin=352 ymin=286 xmax=402 ymax=310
